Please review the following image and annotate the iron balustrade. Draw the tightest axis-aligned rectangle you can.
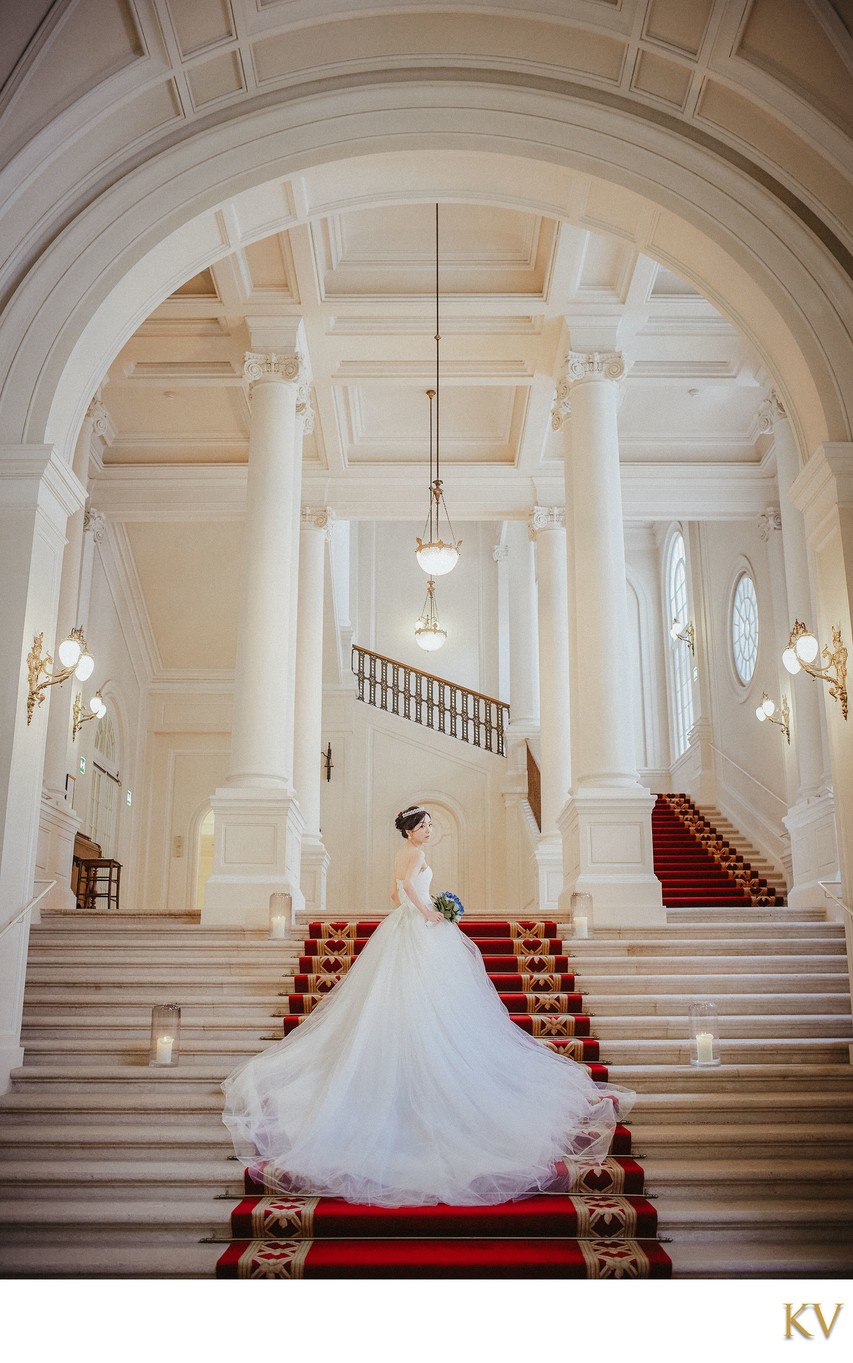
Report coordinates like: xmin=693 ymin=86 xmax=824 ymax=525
xmin=352 ymin=645 xmax=509 ymax=756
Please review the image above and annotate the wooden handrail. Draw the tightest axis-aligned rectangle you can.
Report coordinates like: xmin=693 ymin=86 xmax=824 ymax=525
xmin=526 ymin=743 xmax=542 ymax=831
xmin=352 ymin=644 xmax=509 ymax=756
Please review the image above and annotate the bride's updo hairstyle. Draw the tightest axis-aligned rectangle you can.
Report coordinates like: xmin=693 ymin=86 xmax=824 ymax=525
xmin=395 ymin=806 xmax=428 ymax=839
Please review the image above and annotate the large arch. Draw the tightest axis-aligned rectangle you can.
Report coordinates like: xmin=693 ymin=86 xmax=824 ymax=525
xmin=0 ymin=87 xmax=851 ymax=467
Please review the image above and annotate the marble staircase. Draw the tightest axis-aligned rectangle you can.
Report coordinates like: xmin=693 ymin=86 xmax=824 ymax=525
xmin=0 ymin=904 xmax=851 ymax=1277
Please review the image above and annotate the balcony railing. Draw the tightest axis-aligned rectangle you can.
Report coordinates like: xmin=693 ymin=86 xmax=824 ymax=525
xmin=352 ymin=645 xmax=510 ymax=756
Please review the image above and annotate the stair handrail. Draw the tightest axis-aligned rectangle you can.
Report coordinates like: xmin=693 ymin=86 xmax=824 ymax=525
xmin=0 ymin=880 xmax=55 ymax=943
xmin=706 ymin=742 xmax=788 ymax=812
xmin=352 ymin=644 xmax=510 ymax=756
xmin=819 ymin=879 xmax=853 ymax=921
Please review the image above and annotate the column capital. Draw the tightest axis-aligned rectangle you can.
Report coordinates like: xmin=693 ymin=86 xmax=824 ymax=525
xmin=243 ymin=350 xmax=307 ymax=388
xmin=85 ymin=398 xmax=111 ymax=438
xmin=301 ymin=505 xmax=335 ymax=537
xmin=757 ymin=505 xmax=783 ymax=541
xmin=564 ymin=350 xmax=626 ymax=384
xmin=551 ymin=377 xmax=571 ymax=431
xmin=528 ymin=505 xmax=566 ymax=539
xmin=758 ymin=390 xmax=787 ymax=433
xmin=296 ymin=379 xmax=315 ymax=433
xmin=492 ymin=544 xmax=510 ymax=563
xmin=83 ymin=506 xmax=107 ymax=543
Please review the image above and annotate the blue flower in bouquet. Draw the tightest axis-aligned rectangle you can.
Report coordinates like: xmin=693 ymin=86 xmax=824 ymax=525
xmin=433 ymin=891 xmax=465 ymax=924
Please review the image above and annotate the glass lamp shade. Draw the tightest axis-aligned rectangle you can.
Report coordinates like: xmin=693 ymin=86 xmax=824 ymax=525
xmin=794 ymin=631 xmax=820 ymax=664
xmin=89 ymin=695 xmax=101 ymax=714
xmin=74 ymin=652 xmax=95 ymax=681
xmin=149 ymin=1004 xmax=181 ymax=1067
xmin=688 ymin=1001 xmax=721 ymax=1067
xmin=670 ymin=619 xmax=683 ymax=641
xmin=755 ymin=706 xmax=767 ymax=722
xmin=415 ymin=622 xmax=447 ymax=651
xmin=58 ymin=636 xmax=83 ymax=669
xmin=761 ymin=695 xmax=776 ymax=716
xmin=96 ymin=700 xmax=107 ymax=718
xmin=570 ymin=891 xmax=592 ymax=939
xmin=269 ymin=891 xmax=291 ymax=940
xmin=416 ymin=542 xmax=459 ymax=576
xmin=782 ymin=647 xmax=800 ymax=675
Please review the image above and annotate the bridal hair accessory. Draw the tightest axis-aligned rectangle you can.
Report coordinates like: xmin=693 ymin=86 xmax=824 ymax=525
xmin=394 ymin=805 xmax=429 ymax=837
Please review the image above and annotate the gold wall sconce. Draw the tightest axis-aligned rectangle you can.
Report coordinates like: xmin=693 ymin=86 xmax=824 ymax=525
xmin=72 ymin=690 xmax=107 ymax=741
xmin=321 ymin=742 xmax=334 ymax=783
xmin=670 ymin=619 xmax=695 ymax=655
xmin=27 ymin=627 xmax=95 ymax=724
xmin=782 ymin=620 xmax=847 ymax=721
xmin=755 ymin=692 xmax=790 ymax=743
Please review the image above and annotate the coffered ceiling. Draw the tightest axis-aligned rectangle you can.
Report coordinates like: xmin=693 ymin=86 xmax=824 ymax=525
xmin=100 ymin=201 xmax=767 ymax=485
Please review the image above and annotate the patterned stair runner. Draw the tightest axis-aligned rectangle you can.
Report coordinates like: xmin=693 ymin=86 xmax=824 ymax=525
xmin=652 ymin=795 xmax=785 ymax=908
xmin=215 ymin=918 xmax=672 ymax=1279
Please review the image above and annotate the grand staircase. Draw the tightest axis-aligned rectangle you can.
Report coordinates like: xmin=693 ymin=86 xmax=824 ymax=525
xmin=0 ymin=803 xmax=850 ymax=1278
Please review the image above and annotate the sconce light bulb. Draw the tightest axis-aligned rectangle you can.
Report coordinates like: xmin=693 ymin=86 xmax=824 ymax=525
xmin=756 ymin=707 xmax=766 ymax=722
xmin=794 ymin=631 xmax=819 ymax=665
xmin=761 ymin=696 xmax=776 ymax=717
xmin=75 ymin=653 xmax=95 ymax=681
xmin=781 ymin=647 xmax=800 ymax=675
xmin=58 ymin=636 xmax=83 ymax=669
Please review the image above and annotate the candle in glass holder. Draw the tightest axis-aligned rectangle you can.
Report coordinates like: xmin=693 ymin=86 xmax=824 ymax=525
xmin=155 ymin=1034 xmax=174 ymax=1065
xmin=270 ymin=915 xmax=287 ymax=940
xmin=695 ymin=1031 xmax=714 ymax=1064
xmin=574 ymin=916 xmax=589 ymax=939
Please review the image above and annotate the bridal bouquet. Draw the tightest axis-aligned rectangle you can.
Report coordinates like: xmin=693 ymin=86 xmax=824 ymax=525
xmin=433 ymin=892 xmax=465 ymax=924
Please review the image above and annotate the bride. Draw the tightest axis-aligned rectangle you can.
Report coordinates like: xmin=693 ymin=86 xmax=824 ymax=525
xmin=221 ymin=805 xmax=634 ymax=1207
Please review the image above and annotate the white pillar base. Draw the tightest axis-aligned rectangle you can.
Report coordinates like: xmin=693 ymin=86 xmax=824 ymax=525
xmin=299 ymin=836 xmax=331 ymax=915
xmin=35 ymin=795 xmax=80 ymax=916
xmin=202 ymin=787 xmax=305 ymax=928
xmin=782 ymin=791 xmax=839 ymax=912
xmin=557 ymin=788 xmax=665 ymax=926
xmin=532 ymin=835 xmax=563 ymax=910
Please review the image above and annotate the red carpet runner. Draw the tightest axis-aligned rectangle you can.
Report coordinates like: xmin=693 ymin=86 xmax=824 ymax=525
xmin=653 ymin=794 xmax=784 ymax=908
xmin=216 ymin=918 xmax=672 ymax=1279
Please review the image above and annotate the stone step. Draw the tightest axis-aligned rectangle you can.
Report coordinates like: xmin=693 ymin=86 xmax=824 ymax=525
xmin=571 ymin=954 xmax=845 ymax=974
xmin=569 ymin=971 xmax=850 ymax=992
xmin=596 ymin=1038 xmax=850 ymax=1065
xmin=606 ymin=1063 xmax=853 ymax=1092
xmin=585 ymin=992 xmax=852 ymax=1016
xmin=633 ymin=1122 xmax=853 ymax=1160
xmin=0 ymin=1157 xmax=240 ymax=1201
xmin=641 ymin=1156 xmax=853 ymax=1200
xmin=0 ymin=1200 xmax=231 ymax=1249
xmin=0 ymin=1123 xmax=235 ymax=1160
xmin=591 ymin=1014 xmax=853 ymax=1040
xmin=22 ymin=998 xmax=281 ymax=1017
xmin=0 ymin=1241 xmax=222 ymax=1278
xmin=568 ymin=938 xmax=844 ymax=957
xmin=666 ymin=907 xmax=825 ymax=923
xmin=657 ymin=1198 xmax=853 ymax=1245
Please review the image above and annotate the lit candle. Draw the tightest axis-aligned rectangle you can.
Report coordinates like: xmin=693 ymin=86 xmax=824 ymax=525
xmin=695 ymin=1031 xmax=714 ymax=1064
xmin=271 ymin=915 xmax=287 ymax=940
xmin=155 ymin=1034 xmax=174 ymax=1065
xmin=574 ymin=916 xmax=589 ymax=939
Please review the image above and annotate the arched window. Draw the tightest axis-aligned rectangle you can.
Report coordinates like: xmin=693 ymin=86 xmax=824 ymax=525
xmin=731 ymin=571 xmax=759 ymax=684
xmin=666 ymin=531 xmax=694 ymax=757
xmin=89 ymin=713 xmax=119 ymax=856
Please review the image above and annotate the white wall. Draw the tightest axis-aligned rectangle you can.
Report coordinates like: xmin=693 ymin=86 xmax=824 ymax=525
xmin=685 ymin=519 xmax=789 ymax=867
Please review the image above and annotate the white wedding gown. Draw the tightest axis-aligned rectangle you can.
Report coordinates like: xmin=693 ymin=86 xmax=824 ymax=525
xmin=221 ymin=867 xmax=634 ymax=1207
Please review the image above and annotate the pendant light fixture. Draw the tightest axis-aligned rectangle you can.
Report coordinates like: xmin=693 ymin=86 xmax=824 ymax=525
xmin=416 ymin=204 xmax=461 ymax=577
xmin=415 ymin=576 xmax=447 ymax=652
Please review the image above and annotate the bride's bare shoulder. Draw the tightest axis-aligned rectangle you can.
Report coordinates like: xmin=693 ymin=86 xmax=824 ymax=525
xmin=393 ymin=845 xmax=423 ymax=878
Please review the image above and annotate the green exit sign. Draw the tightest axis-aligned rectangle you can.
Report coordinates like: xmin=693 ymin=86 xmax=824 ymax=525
xmin=78 ymin=756 xmax=86 ymax=775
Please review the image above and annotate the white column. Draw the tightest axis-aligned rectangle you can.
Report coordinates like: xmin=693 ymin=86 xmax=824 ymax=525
xmin=787 ymin=443 xmax=851 ymax=931
xmin=294 ymin=506 xmax=333 ymax=912
xmin=505 ymin=518 xmax=539 ymax=731
xmin=0 ymin=446 xmax=87 ymax=1092
xmin=555 ymin=351 xmax=663 ymax=926
xmin=203 ymin=325 xmax=311 ymax=927
xmin=36 ymin=405 xmax=104 ymax=913
xmin=760 ymin=394 xmax=840 ymax=908
xmin=528 ymin=506 xmax=571 ymax=908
